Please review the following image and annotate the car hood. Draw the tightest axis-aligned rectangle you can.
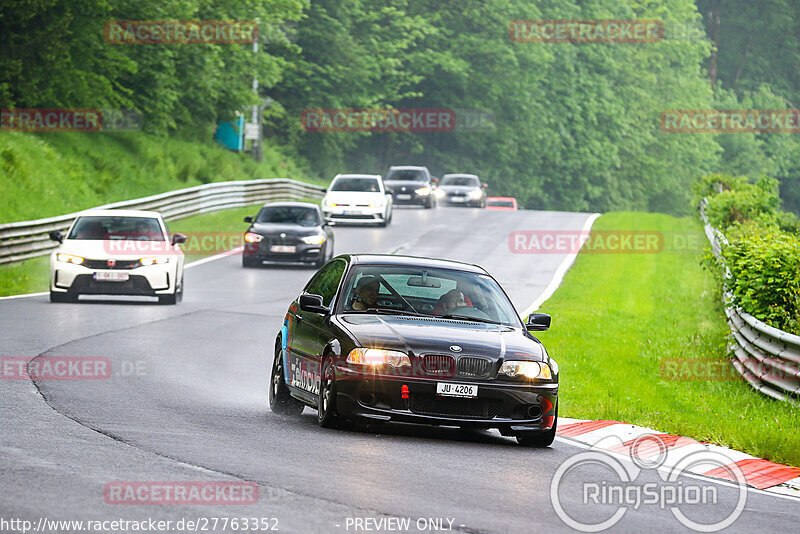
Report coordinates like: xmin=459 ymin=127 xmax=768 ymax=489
xmin=56 ymin=239 xmax=178 ymax=259
xmin=438 ymin=185 xmax=480 ymax=193
xmin=249 ymin=222 xmax=321 ymax=236
xmin=385 ymin=181 xmax=429 ymax=192
xmin=324 ymin=191 xmax=385 ymax=204
xmin=337 ymin=314 xmax=544 ymax=361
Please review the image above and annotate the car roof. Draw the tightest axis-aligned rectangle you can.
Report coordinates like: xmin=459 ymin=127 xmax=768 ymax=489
xmin=441 ymin=173 xmax=479 ymax=179
xmin=388 ymin=166 xmax=428 ymax=171
xmin=332 ymin=174 xmax=381 ymax=180
xmin=487 ymin=197 xmax=516 ymax=201
xmin=344 ymin=254 xmax=486 ymax=274
xmin=75 ymin=209 xmax=163 ymax=218
xmin=259 ymin=201 xmax=320 ymax=210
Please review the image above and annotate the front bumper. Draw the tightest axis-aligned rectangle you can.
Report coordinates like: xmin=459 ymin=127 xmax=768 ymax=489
xmin=391 ymin=192 xmax=431 ymax=206
xmin=333 ymin=365 xmax=557 ymax=431
xmin=441 ymin=196 xmax=482 ymax=207
xmin=243 ymin=242 xmax=323 ymax=264
xmin=50 ymin=260 xmax=175 ymax=296
xmin=322 ymin=206 xmax=386 ymax=224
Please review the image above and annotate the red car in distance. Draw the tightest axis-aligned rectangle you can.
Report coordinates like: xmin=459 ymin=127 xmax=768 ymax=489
xmin=486 ymin=197 xmax=518 ymax=210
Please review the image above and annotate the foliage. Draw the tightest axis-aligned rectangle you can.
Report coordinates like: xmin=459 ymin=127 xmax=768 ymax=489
xmin=703 ymin=176 xmax=780 ymax=232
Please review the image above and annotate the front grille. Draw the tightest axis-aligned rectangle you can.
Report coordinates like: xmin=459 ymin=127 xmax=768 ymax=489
xmin=329 ymin=214 xmax=375 ymax=220
xmin=457 ymin=357 xmax=492 ymax=378
xmin=83 ymin=259 xmax=141 ymax=270
xmin=422 ymin=354 xmax=455 ymax=376
xmin=408 ymin=393 xmax=502 ymax=420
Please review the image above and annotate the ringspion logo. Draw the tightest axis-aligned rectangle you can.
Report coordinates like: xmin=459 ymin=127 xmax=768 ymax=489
xmin=509 ymin=20 xmax=663 ymax=43
xmin=104 ymin=20 xmax=257 ymax=44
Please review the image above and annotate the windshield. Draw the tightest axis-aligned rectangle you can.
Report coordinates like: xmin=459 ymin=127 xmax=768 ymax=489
xmin=67 ymin=216 xmax=165 ymax=241
xmin=256 ymin=206 xmax=320 ymax=226
xmin=441 ymin=175 xmax=479 ymax=187
xmin=330 ymin=177 xmax=381 ymax=192
xmin=385 ymin=169 xmax=426 ymax=182
xmin=488 ymin=199 xmax=514 ymax=208
xmin=340 ymin=265 xmax=520 ymax=326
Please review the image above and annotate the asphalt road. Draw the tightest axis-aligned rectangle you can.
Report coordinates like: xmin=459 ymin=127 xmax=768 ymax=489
xmin=2 ymin=207 xmax=799 ymax=534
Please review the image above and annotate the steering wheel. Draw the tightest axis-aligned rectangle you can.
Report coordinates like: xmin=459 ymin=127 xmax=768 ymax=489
xmin=448 ymin=306 xmax=492 ymax=320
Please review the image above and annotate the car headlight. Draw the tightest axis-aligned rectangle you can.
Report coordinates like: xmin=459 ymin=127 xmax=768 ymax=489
xmin=415 ymin=187 xmax=432 ymax=196
xmin=347 ymin=348 xmax=411 ymax=368
xmin=323 ymin=198 xmax=338 ymax=207
xmin=139 ymin=256 xmax=169 ymax=266
xmin=368 ymin=199 xmax=386 ymax=208
xmin=468 ymin=189 xmax=483 ymax=199
xmin=434 ymin=189 xmax=445 ymax=198
xmin=300 ymin=234 xmax=325 ymax=245
xmin=56 ymin=253 xmax=84 ymax=265
xmin=244 ymin=232 xmax=263 ymax=243
xmin=498 ymin=360 xmax=552 ymax=379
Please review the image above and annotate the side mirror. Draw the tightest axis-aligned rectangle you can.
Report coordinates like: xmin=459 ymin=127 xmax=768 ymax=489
xmin=171 ymin=233 xmax=187 ymax=245
xmin=49 ymin=231 xmax=63 ymax=243
xmin=299 ymin=293 xmax=329 ymax=314
xmin=244 ymin=216 xmax=253 ymax=223
xmin=481 ymin=183 xmax=488 ymax=189
xmin=322 ymin=188 xmax=328 ymax=193
xmin=525 ymin=312 xmax=551 ymax=331
xmin=431 ymin=177 xmax=439 ymax=184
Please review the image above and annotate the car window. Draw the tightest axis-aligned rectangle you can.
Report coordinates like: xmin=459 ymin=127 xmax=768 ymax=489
xmin=304 ymin=259 xmax=346 ymax=307
xmin=441 ymin=176 xmax=479 ymax=187
xmin=385 ymin=170 xmax=426 ymax=182
xmin=340 ymin=265 xmax=520 ymax=326
xmin=256 ymin=206 xmax=320 ymax=226
xmin=68 ymin=216 xmax=165 ymax=241
xmin=330 ymin=177 xmax=381 ymax=192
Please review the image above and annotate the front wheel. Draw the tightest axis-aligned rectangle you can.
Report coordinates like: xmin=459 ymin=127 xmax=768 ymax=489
xmin=50 ymin=291 xmax=77 ymax=303
xmin=317 ymin=357 xmax=340 ymax=428
xmin=269 ymin=338 xmax=304 ymax=416
xmin=515 ymin=407 xmax=557 ymax=447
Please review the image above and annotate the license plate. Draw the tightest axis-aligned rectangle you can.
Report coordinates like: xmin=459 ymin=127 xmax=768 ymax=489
xmin=450 ymin=196 xmax=466 ymax=202
xmin=93 ymin=271 xmax=129 ymax=282
xmin=396 ymin=194 xmax=412 ymax=200
xmin=436 ymin=382 xmax=478 ymax=398
xmin=342 ymin=210 xmax=361 ymax=216
xmin=270 ymin=245 xmax=296 ymax=253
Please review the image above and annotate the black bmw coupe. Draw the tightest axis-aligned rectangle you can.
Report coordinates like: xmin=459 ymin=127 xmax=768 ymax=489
xmin=269 ymin=254 xmax=558 ymax=446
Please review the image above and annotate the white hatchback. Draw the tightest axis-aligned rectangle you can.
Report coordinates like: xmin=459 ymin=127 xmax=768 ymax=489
xmin=48 ymin=209 xmax=186 ymax=304
xmin=321 ymin=174 xmax=393 ymax=226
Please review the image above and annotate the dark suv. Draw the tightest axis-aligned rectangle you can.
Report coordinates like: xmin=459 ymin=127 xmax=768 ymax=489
xmin=384 ymin=166 xmax=436 ymax=208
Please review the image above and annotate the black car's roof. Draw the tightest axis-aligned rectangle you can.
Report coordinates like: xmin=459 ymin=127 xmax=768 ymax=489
xmin=345 ymin=254 xmax=486 ymax=274
xmin=258 ymin=201 xmax=321 ymax=210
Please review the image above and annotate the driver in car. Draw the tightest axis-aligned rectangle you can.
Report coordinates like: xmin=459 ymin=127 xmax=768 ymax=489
xmin=437 ymin=289 xmax=467 ymax=315
xmin=351 ymin=276 xmax=380 ymax=310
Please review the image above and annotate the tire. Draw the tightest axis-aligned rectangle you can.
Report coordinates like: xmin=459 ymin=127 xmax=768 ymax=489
xmin=315 ymin=245 xmax=327 ymax=268
xmin=425 ymin=198 xmax=434 ymax=209
xmin=515 ymin=406 xmax=557 ymax=447
xmin=269 ymin=337 xmax=304 ymax=416
xmin=317 ymin=357 xmax=340 ymax=428
xmin=50 ymin=291 xmax=76 ymax=303
xmin=242 ymin=256 xmax=259 ymax=268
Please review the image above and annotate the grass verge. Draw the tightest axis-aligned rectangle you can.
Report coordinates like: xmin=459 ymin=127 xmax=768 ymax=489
xmin=538 ymin=212 xmax=800 ymax=466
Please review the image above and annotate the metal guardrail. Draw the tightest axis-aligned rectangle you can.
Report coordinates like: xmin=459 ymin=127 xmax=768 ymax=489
xmin=700 ymin=197 xmax=800 ymax=404
xmin=0 ymin=178 xmax=325 ymax=264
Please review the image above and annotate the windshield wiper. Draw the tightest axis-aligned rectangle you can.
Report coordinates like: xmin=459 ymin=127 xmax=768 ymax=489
xmin=367 ymin=307 xmax=431 ymax=317
xmin=438 ymin=313 xmax=503 ymax=325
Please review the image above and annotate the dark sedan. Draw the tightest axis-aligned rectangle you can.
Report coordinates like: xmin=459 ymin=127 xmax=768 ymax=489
xmin=242 ymin=202 xmax=334 ymax=267
xmin=384 ymin=165 xmax=436 ymax=208
xmin=269 ymin=254 xmax=558 ymax=447
xmin=435 ymin=174 xmax=488 ymax=207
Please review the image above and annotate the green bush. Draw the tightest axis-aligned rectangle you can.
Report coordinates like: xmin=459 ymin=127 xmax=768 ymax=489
xmin=703 ymin=175 xmax=780 ymax=232
xmin=722 ymin=229 xmax=800 ymax=333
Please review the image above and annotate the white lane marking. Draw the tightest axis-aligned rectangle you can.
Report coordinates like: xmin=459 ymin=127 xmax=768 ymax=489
xmin=520 ymin=212 xmax=601 ymax=317
xmin=184 ymin=246 xmax=243 ymax=270
xmin=0 ymin=247 xmax=243 ymax=300
xmin=0 ymin=291 xmax=48 ymax=300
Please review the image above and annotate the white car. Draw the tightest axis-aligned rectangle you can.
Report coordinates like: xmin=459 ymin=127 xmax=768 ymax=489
xmin=321 ymin=174 xmax=393 ymax=226
xmin=48 ymin=209 xmax=186 ymax=304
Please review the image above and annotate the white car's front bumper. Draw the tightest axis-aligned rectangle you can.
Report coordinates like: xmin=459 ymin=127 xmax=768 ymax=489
xmin=50 ymin=257 xmax=178 ymax=296
xmin=322 ymin=205 xmax=386 ymax=224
